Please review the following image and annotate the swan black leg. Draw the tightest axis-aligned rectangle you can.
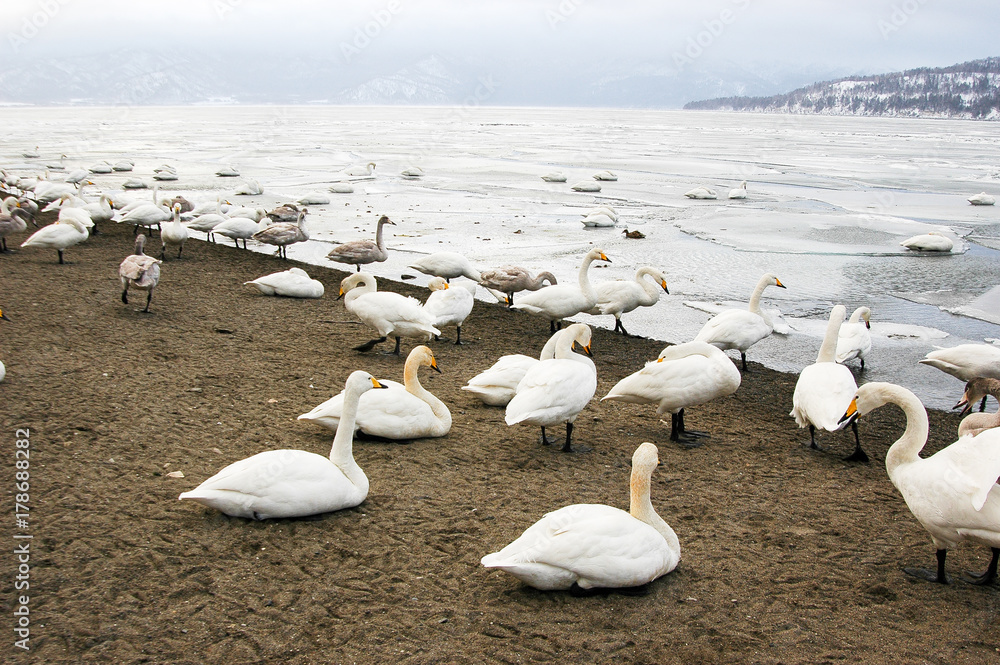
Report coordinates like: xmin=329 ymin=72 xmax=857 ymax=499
xmin=809 ymin=424 xmax=818 ymax=449
xmin=673 ymin=409 xmax=707 ymax=448
xmin=860 ymin=358 xmax=866 ymax=371
xmin=740 ymin=352 xmax=748 ymax=371
xmin=981 ymin=395 xmax=988 ymax=413
xmin=549 ymin=320 xmax=557 ymax=334
xmin=57 ymin=249 xmax=64 ymax=264
xmin=178 ymin=244 xmax=184 ymax=258
xmin=352 ymin=336 xmax=387 ymax=352
xmin=965 ymin=547 xmax=1000 ymax=585
xmin=905 ymin=549 xmax=950 ymax=584
xmin=843 ymin=421 xmax=869 ymax=463
xmin=560 ymin=422 xmax=590 ymax=453
xmin=539 ymin=426 xmax=553 ymax=446
xmin=121 ymin=288 xmax=129 ymax=304
xmin=143 ymin=290 xmax=153 ymax=313
xmin=392 ymin=336 xmax=402 ymax=355
xmin=454 ymin=326 xmax=464 ymax=345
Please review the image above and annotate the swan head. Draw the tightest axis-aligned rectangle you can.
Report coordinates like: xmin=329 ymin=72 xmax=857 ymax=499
xmin=587 ymin=248 xmax=611 ymax=263
xmin=632 ymin=442 xmax=660 ymax=474
xmin=839 ymin=382 xmax=896 ymax=427
xmin=134 ymin=234 xmax=148 ymax=255
xmin=427 ymin=277 xmax=449 ymax=292
xmin=410 ymin=345 xmax=442 ymax=373
xmin=345 ymin=370 xmax=387 ymax=394
xmin=763 ymin=274 xmax=785 ymax=289
xmin=954 ymin=377 xmax=1000 ymax=415
xmin=857 ymin=306 xmax=872 ymax=329
xmin=377 ymin=215 xmax=395 ymax=227
xmin=0 ymin=308 xmax=10 ymax=322
xmin=564 ymin=322 xmax=593 ymax=356
xmin=338 ymin=271 xmax=376 ymax=299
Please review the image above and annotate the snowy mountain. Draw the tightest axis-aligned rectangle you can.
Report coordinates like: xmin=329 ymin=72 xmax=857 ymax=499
xmin=684 ymin=58 xmax=1000 ymax=120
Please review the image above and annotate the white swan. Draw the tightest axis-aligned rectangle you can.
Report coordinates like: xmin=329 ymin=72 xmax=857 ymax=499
xmin=478 ymin=266 xmax=557 ymax=306
xmin=326 ymin=215 xmax=394 ymax=272
xmin=694 ymin=273 xmax=786 ymax=371
xmin=299 ymin=345 xmax=450 ymax=440
xmin=728 ymin=181 xmax=748 ymax=199
xmin=179 ymin=371 xmax=384 ymax=520
xmin=329 ymin=183 xmax=355 ymax=194
xmin=119 ymin=234 xmax=161 ymax=313
xmin=836 ymin=306 xmax=872 ymax=369
xmin=297 ymin=192 xmax=331 ymax=205
xmin=400 ymin=167 xmax=424 ymax=178
xmin=212 ymin=215 xmax=265 ymax=249
xmin=602 ymin=341 xmax=740 ymax=446
xmin=234 ymin=179 xmax=263 ymax=195
xmin=511 ymin=248 xmax=611 ymax=332
xmin=186 ymin=197 xmax=229 ymax=243
xmin=481 ymin=442 xmax=680 ymax=591
xmin=408 ymin=251 xmax=482 ymax=282
xmin=22 ymin=146 xmax=39 ymax=159
xmin=968 ymin=192 xmax=996 ymax=206
xmin=790 ymin=305 xmax=866 ymax=461
xmin=541 ymin=172 xmax=567 ymax=183
xmin=919 ymin=344 xmax=1000 ymax=383
xmin=840 ymin=382 xmax=1000 ymax=584
xmin=684 ymin=186 xmax=717 ymax=200
xmin=423 ymin=278 xmax=475 ymax=345
xmin=341 ymin=162 xmax=376 ymax=177
xmin=20 ymin=213 xmax=89 ymax=264
xmin=245 ymin=267 xmax=324 ymax=299
xmin=252 ymin=210 xmax=308 ymax=259
xmin=88 ymin=161 xmax=113 ymax=174
xmin=571 ymin=182 xmax=601 ymax=192
xmin=216 ymin=165 xmax=240 ymax=177
xmin=462 ymin=329 xmax=569 ymax=407
xmin=589 ymin=267 xmax=669 ymax=336
xmin=592 ymin=170 xmax=618 ymax=181
xmin=160 ymin=203 xmax=189 ymax=259
xmin=505 ymin=323 xmax=597 ymax=453
xmin=339 ymin=272 xmax=439 ymax=355
xmin=119 ymin=191 xmax=170 ymax=236
xmin=112 ymin=160 xmax=134 ymax=172
xmin=122 ymin=178 xmax=148 ymax=190
xmin=955 ymin=379 xmax=1000 ymax=438
xmin=900 ymin=231 xmax=953 ymax=252
xmin=82 ymin=194 xmax=114 ymax=226
xmin=580 ymin=212 xmax=616 ymax=228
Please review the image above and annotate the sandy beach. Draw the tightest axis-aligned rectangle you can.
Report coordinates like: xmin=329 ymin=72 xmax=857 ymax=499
xmin=2 ymin=212 xmax=998 ymax=665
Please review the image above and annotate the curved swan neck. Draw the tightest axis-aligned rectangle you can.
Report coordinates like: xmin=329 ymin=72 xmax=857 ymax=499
xmin=636 ymin=268 xmax=664 ymax=304
xmin=629 ymin=467 xmax=680 ymax=555
xmin=403 ymin=357 xmax=451 ymax=423
xmin=747 ymin=277 xmax=770 ymax=314
xmin=875 ymin=384 xmax=930 ymax=478
xmin=816 ymin=306 xmax=846 ymax=363
xmin=554 ymin=327 xmax=585 ymax=359
xmin=330 ymin=384 xmax=363 ymax=470
xmin=578 ymin=253 xmax=600 ymax=298
xmin=534 ymin=271 xmax=557 ymax=288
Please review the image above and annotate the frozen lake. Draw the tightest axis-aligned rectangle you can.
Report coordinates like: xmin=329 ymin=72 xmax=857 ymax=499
xmin=3 ymin=105 xmax=999 ymax=409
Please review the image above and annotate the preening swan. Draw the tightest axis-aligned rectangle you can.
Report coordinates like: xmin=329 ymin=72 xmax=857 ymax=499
xmin=592 ymin=170 xmax=617 ymax=181
xmin=728 ymin=181 xmax=748 ymax=199
xmin=462 ymin=329 xmax=569 ymax=407
xmin=511 ymin=248 xmax=611 ymax=332
xmin=298 ymin=345 xmax=450 ymax=440
xmin=968 ymin=192 xmax=996 ymax=206
xmin=790 ymin=305 xmax=865 ymax=461
xmin=602 ymin=341 xmax=740 ymax=446
xmin=252 ymin=210 xmax=308 ymax=259
xmin=954 ymin=378 xmax=1000 ymax=438
xmin=835 ymin=306 xmax=872 ymax=369
xmin=694 ymin=273 xmax=786 ymax=371
xmin=245 ymin=267 xmax=324 ymax=299
xmin=478 ymin=266 xmax=557 ymax=306
xmin=481 ymin=442 xmax=680 ymax=591
xmin=900 ymin=231 xmax=953 ymax=252
xmin=840 ymin=382 xmax=1000 ymax=584
xmin=339 ymin=272 xmax=439 ymax=355
xmin=541 ymin=172 xmax=567 ymax=183
xmin=234 ymin=179 xmax=263 ymax=195
xmin=571 ymin=182 xmax=601 ymax=192
xmin=505 ymin=323 xmax=597 ymax=453
xmin=408 ymin=251 xmax=482 ymax=282
xmin=179 ymin=371 xmax=385 ymax=520
xmin=326 ymin=215 xmax=394 ymax=272
xmin=119 ymin=234 xmax=161 ymax=313
xmin=160 ymin=203 xmax=189 ymax=259
xmin=580 ymin=212 xmax=616 ymax=228
xmin=589 ymin=266 xmax=669 ymax=336
xmin=20 ymin=212 xmax=89 ymax=264
xmin=422 ymin=278 xmax=475 ymax=344
xmin=216 ymin=165 xmax=240 ymax=177
xmin=400 ymin=167 xmax=424 ymax=178
xmin=684 ymin=186 xmax=717 ymax=200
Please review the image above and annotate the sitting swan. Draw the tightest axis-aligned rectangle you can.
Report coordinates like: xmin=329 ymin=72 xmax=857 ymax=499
xmin=790 ymin=305 xmax=866 ymax=461
xmin=835 ymin=306 xmax=872 ymax=369
xmin=728 ymin=181 xmax=748 ymax=199
xmin=422 ymin=277 xmax=475 ymax=345
xmin=326 ymin=215 xmax=394 ymax=272
xmin=540 ymin=172 xmax=567 ymax=183
xmin=589 ymin=266 xmax=669 ymax=336
xmin=900 ymin=231 xmax=953 ymax=252
xmin=462 ymin=328 xmax=571 ymax=407
xmin=592 ymin=170 xmax=618 ymax=181
xmin=505 ymin=323 xmax=597 ymax=453
xmin=511 ymin=248 xmax=611 ymax=333
xmin=968 ymin=192 xmax=996 ymax=206
xmin=840 ymin=382 xmax=1000 ymax=584
xmin=341 ymin=162 xmax=376 ymax=178
xmin=694 ymin=273 xmax=786 ymax=371
xmin=245 ymin=267 xmax=324 ymax=298
xmin=339 ymin=272 xmax=439 ymax=355
xmin=298 ymin=345 xmax=450 ymax=439
xmin=954 ymin=378 xmax=1000 ymax=438
xmin=179 ymin=371 xmax=385 ymax=519
xmin=602 ymin=341 xmax=740 ymax=447
xmin=481 ymin=442 xmax=680 ymax=591
xmin=684 ymin=186 xmax=717 ymax=200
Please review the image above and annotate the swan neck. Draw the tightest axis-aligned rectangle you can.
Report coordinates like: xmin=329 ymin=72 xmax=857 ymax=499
xmin=816 ymin=309 xmax=845 ymax=363
xmin=578 ymin=255 xmax=597 ymax=298
xmin=882 ymin=386 xmax=930 ymax=479
xmin=403 ymin=360 xmax=451 ymax=424
xmin=747 ymin=279 xmax=768 ymax=314
xmin=535 ymin=271 xmax=557 ymax=288
xmin=637 ymin=268 xmax=662 ymax=304
xmin=330 ymin=385 xmax=363 ymax=472
xmin=629 ymin=469 xmax=680 ymax=555
xmin=375 ymin=219 xmax=387 ymax=249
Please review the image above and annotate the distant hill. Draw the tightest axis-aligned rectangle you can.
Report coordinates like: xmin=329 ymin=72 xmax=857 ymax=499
xmin=684 ymin=58 xmax=1000 ymax=120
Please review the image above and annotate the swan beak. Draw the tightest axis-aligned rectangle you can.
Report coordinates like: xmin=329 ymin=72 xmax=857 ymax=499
xmin=430 ymin=357 xmax=442 ymax=373
xmin=660 ymin=279 xmax=669 ymax=294
xmin=954 ymin=396 xmax=972 ymax=415
xmin=599 ymin=252 xmax=611 ymax=262
xmin=0 ymin=310 xmax=9 ymax=321
xmin=775 ymin=278 xmax=786 ymax=289
xmin=336 ymin=288 xmax=345 ymax=301
xmin=582 ymin=343 xmax=593 ymax=357
xmin=442 ymin=283 xmax=449 ymax=290
xmin=370 ymin=377 xmax=387 ymax=390
xmin=838 ymin=398 xmax=859 ymax=427
xmin=865 ymin=320 xmax=871 ymax=329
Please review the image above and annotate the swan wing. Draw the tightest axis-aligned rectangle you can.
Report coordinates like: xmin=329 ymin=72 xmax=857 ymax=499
xmin=695 ymin=310 xmax=771 ymax=350
xmin=790 ymin=363 xmax=857 ymax=431
xmin=505 ymin=360 xmax=596 ymax=426
xmin=924 ymin=429 xmax=1000 ymax=511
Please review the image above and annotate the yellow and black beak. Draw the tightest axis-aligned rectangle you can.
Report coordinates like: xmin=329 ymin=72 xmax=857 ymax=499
xmin=0 ymin=309 xmax=9 ymax=322
xmin=661 ymin=279 xmax=669 ymax=294
xmin=430 ymin=356 xmax=442 ymax=374
xmin=583 ymin=343 xmax=593 ymax=357
xmin=371 ymin=377 xmax=387 ymax=390
xmin=775 ymin=278 xmax=786 ymax=289
xmin=600 ymin=252 xmax=611 ymax=263
xmin=838 ymin=398 xmax=858 ymax=427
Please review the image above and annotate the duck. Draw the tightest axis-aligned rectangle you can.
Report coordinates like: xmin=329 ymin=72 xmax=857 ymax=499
xmin=592 ymin=170 xmax=618 ymax=181
xmin=341 ymin=162 xmax=376 ymax=178
xmin=252 ymin=210 xmax=308 ymax=259
xmin=602 ymin=341 xmax=740 ymax=447
xmin=684 ymin=186 xmax=717 ymax=200
xmin=179 ymin=371 xmax=385 ymax=520
xmin=20 ymin=212 xmax=89 ymax=264
xmin=0 ymin=198 xmax=30 ymax=252
xmin=245 ymin=267 xmax=324 ymax=299
xmin=836 ymin=306 xmax=872 ymax=369
xmin=541 ymin=172 xmax=567 ymax=183
xmin=571 ymin=182 xmax=601 ymax=192
xmin=790 ymin=305 xmax=866 ymax=461
xmin=408 ymin=251 xmax=482 ymax=282
xmin=423 ymin=278 xmax=475 ymax=345
xmin=589 ymin=267 xmax=669 ymax=336
xmin=919 ymin=344 xmax=1000 ymax=385
xmin=481 ymin=442 xmax=680 ymax=591
xmin=694 ymin=273 xmax=786 ymax=371
xmin=511 ymin=248 xmax=611 ymax=333
xmin=160 ymin=203 xmax=189 ymax=260
xmin=623 ymin=229 xmax=645 ymax=239
xmin=298 ymin=346 xmax=450 ymax=439
xmin=505 ymin=323 xmax=597 ymax=453
xmin=478 ymin=266 xmax=557 ymax=306
xmin=968 ymin=192 xmax=996 ymax=206
xmin=839 ymin=382 xmax=1000 ymax=584
xmin=119 ymin=234 xmax=161 ymax=313
xmin=339 ymin=272 xmax=439 ymax=355
xmin=462 ymin=329 xmax=569 ymax=407
xmin=954 ymin=378 xmax=1000 ymax=438
xmin=728 ymin=180 xmax=748 ymax=199
xmin=900 ymin=231 xmax=953 ymax=252
xmin=326 ymin=215 xmax=394 ymax=272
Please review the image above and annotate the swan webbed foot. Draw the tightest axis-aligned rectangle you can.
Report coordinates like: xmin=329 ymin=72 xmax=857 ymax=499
xmin=963 ymin=548 xmax=1000 ymax=586
xmin=843 ymin=421 xmax=869 ymax=463
xmin=353 ymin=336 xmax=387 ymax=352
xmin=454 ymin=327 xmax=465 ymax=345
